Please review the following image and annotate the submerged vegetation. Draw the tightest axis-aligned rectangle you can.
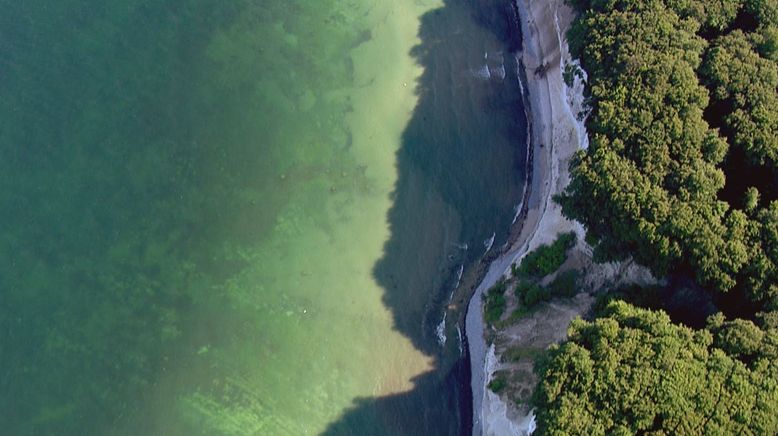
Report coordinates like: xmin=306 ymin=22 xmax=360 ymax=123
xmin=1 ymin=1 xmax=435 ymax=434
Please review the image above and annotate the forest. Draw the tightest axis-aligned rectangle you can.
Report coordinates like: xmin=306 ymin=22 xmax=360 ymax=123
xmin=533 ymin=0 xmax=778 ymax=433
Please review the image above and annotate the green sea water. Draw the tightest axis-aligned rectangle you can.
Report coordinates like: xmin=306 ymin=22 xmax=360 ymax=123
xmin=1 ymin=0 xmax=528 ymax=434
xmin=1 ymin=1 xmax=441 ymax=434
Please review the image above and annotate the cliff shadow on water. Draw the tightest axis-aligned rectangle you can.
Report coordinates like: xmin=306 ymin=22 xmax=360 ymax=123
xmin=323 ymin=0 xmax=526 ymax=434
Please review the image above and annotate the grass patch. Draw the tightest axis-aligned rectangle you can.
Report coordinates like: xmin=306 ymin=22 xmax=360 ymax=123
xmin=483 ymin=280 xmax=508 ymax=325
xmin=515 ymin=232 xmax=576 ymax=279
xmin=524 ymin=285 xmax=550 ymax=307
xmin=523 ymin=281 xmax=551 ymax=307
xmin=487 ymin=376 xmax=508 ymax=393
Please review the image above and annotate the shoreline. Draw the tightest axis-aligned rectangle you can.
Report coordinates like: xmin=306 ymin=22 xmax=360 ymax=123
xmin=465 ymin=0 xmax=585 ymax=433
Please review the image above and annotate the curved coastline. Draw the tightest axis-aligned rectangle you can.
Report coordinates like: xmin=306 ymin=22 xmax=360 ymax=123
xmin=465 ymin=0 xmax=585 ymax=433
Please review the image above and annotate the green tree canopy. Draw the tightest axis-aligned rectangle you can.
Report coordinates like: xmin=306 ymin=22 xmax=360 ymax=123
xmin=533 ymin=301 xmax=778 ymax=435
xmin=561 ymin=0 xmax=778 ymax=310
xmin=703 ymin=30 xmax=778 ymax=166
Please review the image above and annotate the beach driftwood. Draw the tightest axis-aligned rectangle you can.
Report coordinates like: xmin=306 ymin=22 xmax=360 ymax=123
xmin=534 ymin=63 xmax=548 ymax=77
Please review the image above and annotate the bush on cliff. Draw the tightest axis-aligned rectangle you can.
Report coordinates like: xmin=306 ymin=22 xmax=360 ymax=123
xmin=483 ymin=280 xmax=508 ymax=324
xmin=515 ymin=232 xmax=576 ymax=279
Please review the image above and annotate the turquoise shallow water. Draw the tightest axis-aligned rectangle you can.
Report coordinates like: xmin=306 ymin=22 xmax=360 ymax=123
xmin=0 ymin=0 xmax=525 ymax=434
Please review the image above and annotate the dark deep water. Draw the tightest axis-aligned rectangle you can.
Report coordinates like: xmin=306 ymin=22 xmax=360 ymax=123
xmin=0 ymin=0 xmax=525 ymax=434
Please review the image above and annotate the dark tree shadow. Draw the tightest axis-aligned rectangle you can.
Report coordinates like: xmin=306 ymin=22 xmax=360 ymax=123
xmin=323 ymin=0 xmax=526 ymax=434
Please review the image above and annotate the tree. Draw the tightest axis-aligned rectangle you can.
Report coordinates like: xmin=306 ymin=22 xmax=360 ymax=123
xmin=561 ymin=0 xmax=778 ymax=309
xmin=741 ymin=202 xmax=778 ymax=307
xmin=533 ymin=301 xmax=778 ymax=434
xmin=667 ymin=0 xmax=745 ymax=31
xmin=703 ymin=30 xmax=778 ymax=166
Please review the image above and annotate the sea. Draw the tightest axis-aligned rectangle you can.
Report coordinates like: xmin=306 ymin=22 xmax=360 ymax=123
xmin=0 ymin=0 xmax=525 ymax=434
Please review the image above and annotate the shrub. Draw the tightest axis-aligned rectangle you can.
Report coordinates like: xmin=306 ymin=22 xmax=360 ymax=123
xmin=515 ymin=280 xmax=552 ymax=308
xmin=483 ymin=280 xmax=508 ymax=324
xmin=547 ymin=270 xmax=580 ymax=298
xmin=488 ymin=376 xmax=507 ymax=393
xmin=510 ymin=262 xmax=520 ymax=278
xmin=563 ymin=63 xmax=583 ymax=87
xmin=523 ymin=285 xmax=551 ymax=307
xmin=517 ymin=232 xmax=576 ymax=279
xmin=514 ymin=280 xmax=541 ymax=299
